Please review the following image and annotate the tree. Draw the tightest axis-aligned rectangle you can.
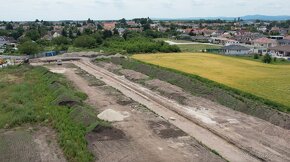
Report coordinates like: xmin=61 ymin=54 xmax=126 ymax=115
xmin=97 ymin=24 xmax=103 ymax=30
xmin=18 ymin=41 xmax=40 ymax=55
xmin=74 ymin=35 xmax=96 ymax=48
xmin=262 ymin=54 xmax=272 ymax=64
xmin=26 ymin=29 xmax=41 ymax=41
xmin=253 ymin=54 xmax=259 ymax=59
xmin=5 ymin=23 xmax=13 ymax=30
xmin=61 ymin=29 xmax=67 ymax=37
xmin=103 ymin=30 xmax=113 ymax=39
xmin=52 ymin=36 xmax=70 ymax=45
xmin=113 ymin=28 xmax=119 ymax=35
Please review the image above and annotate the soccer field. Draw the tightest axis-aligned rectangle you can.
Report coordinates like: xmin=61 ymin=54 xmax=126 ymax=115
xmin=132 ymin=53 xmax=290 ymax=108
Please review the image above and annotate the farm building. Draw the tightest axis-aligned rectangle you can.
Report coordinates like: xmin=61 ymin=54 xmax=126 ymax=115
xmin=220 ymin=45 xmax=250 ymax=55
xmin=269 ymin=45 xmax=290 ymax=60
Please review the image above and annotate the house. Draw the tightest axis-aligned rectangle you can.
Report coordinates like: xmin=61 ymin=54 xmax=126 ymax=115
xmin=0 ymin=36 xmax=8 ymax=48
xmin=127 ymin=21 xmax=139 ymax=27
xmin=269 ymin=45 xmax=290 ymax=60
xmin=284 ymin=35 xmax=290 ymax=40
xmin=53 ymin=32 xmax=61 ymax=38
xmin=190 ymin=36 xmax=211 ymax=43
xmin=278 ymin=39 xmax=290 ymax=46
xmin=103 ymin=22 xmax=116 ymax=31
xmin=251 ymin=37 xmax=278 ymax=54
xmin=220 ymin=45 xmax=250 ymax=55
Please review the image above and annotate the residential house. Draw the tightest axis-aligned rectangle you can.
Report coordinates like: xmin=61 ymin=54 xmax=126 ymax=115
xmin=269 ymin=45 xmax=290 ymax=60
xmin=0 ymin=36 xmax=8 ymax=48
xmin=234 ymin=33 xmax=264 ymax=45
xmin=278 ymin=39 xmax=290 ymax=46
xmin=284 ymin=35 xmax=290 ymax=40
xmin=103 ymin=22 xmax=116 ymax=31
xmin=251 ymin=37 xmax=278 ymax=54
xmin=117 ymin=28 xmax=126 ymax=36
xmin=127 ymin=21 xmax=139 ymax=27
xmin=190 ymin=36 xmax=211 ymax=43
xmin=53 ymin=32 xmax=61 ymax=38
xmin=220 ymin=45 xmax=250 ymax=55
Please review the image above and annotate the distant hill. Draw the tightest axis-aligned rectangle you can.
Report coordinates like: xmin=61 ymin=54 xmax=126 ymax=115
xmin=154 ymin=15 xmax=290 ymax=21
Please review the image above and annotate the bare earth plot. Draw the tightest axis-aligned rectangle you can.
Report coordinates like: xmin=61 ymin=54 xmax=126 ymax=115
xmin=46 ymin=64 xmax=225 ymax=162
xmin=87 ymin=60 xmax=290 ymax=162
xmin=0 ymin=126 xmax=66 ymax=162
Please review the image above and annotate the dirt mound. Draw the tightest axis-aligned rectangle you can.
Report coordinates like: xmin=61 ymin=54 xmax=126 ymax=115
xmin=86 ymin=125 xmax=126 ymax=141
xmin=119 ymin=69 xmax=149 ymax=81
xmin=97 ymin=109 xmax=130 ymax=122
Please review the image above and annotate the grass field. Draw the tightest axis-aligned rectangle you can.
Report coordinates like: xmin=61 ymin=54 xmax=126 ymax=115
xmin=177 ymin=44 xmax=221 ymax=52
xmin=132 ymin=53 xmax=290 ymax=108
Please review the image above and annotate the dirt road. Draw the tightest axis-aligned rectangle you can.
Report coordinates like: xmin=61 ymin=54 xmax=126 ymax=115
xmin=72 ymin=59 xmax=263 ymax=162
xmin=48 ymin=64 xmax=225 ymax=162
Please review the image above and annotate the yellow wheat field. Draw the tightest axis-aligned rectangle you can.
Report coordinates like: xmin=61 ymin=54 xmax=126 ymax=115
xmin=132 ymin=53 xmax=290 ymax=107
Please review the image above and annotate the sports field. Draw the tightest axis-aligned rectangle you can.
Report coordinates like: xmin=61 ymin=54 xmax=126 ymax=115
xmin=132 ymin=53 xmax=290 ymax=108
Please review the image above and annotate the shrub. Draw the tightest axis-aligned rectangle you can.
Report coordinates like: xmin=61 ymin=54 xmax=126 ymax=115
xmin=253 ymin=54 xmax=259 ymax=59
xmin=262 ymin=54 xmax=272 ymax=64
xmin=74 ymin=35 xmax=96 ymax=48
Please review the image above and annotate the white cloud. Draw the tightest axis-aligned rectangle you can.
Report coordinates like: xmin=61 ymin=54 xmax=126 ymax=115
xmin=0 ymin=0 xmax=290 ymax=21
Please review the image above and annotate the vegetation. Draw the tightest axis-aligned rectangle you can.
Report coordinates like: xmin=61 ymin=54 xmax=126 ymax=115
xmin=262 ymin=53 xmax=272 ymax=64
xmin=18 ymin=41 xmax=41 ymax=55
xmin=177 ymin=44 xmax=221 ymax=52
xmin=132 ymin=53 xmax=290 ymax=109
xmin=0 ymin=65 xmax=109 ymax=162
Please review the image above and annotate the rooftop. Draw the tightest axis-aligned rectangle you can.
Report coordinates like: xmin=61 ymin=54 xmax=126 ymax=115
xmin=269 ymin=45 xmax=290 ymax=53
xmin=221 ymin=45 xmax=250 ymax=50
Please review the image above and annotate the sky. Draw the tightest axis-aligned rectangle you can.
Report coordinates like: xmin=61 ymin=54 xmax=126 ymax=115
xmin=1 ymin=0 xmax=290 ymax=21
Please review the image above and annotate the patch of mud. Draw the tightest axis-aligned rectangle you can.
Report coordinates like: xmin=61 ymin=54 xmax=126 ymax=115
xmin=148 ymin=121 xmax=187 ymax=139
xmin=0 ymin=126 xmax=66 ymax=162
xmin=33 ymin=127 xmax=66 ymax=162
xmin=97 ymin=109 xmax=130 ymax=122
xmin=86 ymin=125 xmax=126 ymax=141
xmin=101 ymin=86 xmax=133 ymax=105
xmin=145 ymin=79 xmax=188 ymax=104
xmin=119 ymin=69 xmax=149 ymax=81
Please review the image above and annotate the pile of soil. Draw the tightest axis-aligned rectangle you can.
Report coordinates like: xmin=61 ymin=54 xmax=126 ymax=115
xmin=97 ymin=109 xmax=130 ymax=122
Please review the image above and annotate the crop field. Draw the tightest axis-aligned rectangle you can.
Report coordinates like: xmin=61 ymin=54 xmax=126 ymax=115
xmin=132 ymin=53 xmax=290 ymax=108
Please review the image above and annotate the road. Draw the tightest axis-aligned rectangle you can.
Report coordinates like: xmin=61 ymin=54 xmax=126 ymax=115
xmin=73 ymin=59 xmax=260 ymax=162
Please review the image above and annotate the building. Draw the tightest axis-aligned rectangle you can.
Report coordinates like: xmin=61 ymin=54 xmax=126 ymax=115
xmin=251 ymin=37 xmax=278 ymax=54
xmin=269 ymin=45 xmax=290 ymax=60
xmin=103 ymin=22 xmax=116 ymax=31
xmin=220 ymin=45 xmax=250 ymax=55
xmin=278 ymin=39 xmax=290 ymax=46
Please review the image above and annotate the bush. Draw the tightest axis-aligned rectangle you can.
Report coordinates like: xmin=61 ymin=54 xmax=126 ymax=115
xmin=262 ymin=54 xmax=272 ymax=64
xmin=18 ymin=41 xmax=40 ymax=55
xmin=52 ymin=36 xmax=71 ymax=45
xmin=74 ymin=35 xmax=96 ymax=48
xmin=253 ymin=54 xmax=259 ymax=59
